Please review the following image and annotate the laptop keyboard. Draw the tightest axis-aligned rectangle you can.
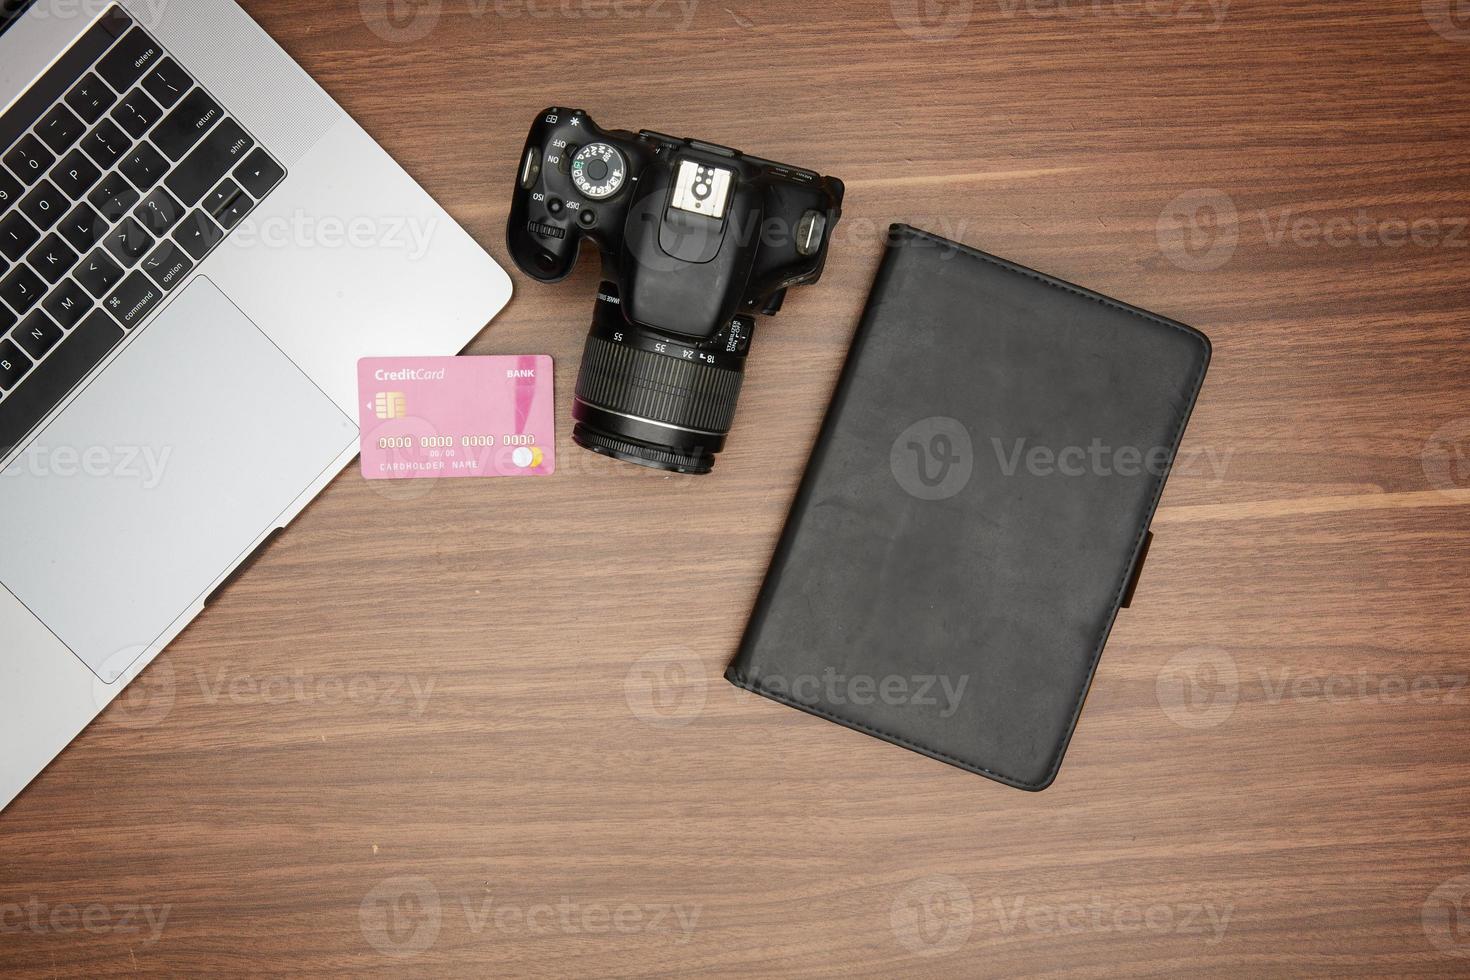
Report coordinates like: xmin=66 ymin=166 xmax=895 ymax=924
xmin=0 ymin=5 xmax=286 ymax=455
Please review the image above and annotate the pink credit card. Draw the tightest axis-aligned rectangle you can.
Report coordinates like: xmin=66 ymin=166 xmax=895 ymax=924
xmin=357 ymin=356 xmax=555 ymax=480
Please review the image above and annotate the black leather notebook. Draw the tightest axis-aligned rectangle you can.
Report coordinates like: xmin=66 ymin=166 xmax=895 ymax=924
xmin=726 ymin=225 xmax=1210 ymax=790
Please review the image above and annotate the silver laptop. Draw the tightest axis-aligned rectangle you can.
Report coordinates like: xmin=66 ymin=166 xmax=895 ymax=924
xmin=0 ymin=0 xmax=512 ymax=811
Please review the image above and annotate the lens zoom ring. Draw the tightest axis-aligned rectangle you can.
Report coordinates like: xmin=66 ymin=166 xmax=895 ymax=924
xmin=576 ymin=335 xmax=743 ymax=433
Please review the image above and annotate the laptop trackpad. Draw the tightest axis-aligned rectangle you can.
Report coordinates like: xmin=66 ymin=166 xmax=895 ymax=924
xmin=0 ymin=279 xmax=356 ymax=682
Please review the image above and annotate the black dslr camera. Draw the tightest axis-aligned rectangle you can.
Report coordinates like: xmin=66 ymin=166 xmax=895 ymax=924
xmin=507 ymin=108 xmax=844 ymax=474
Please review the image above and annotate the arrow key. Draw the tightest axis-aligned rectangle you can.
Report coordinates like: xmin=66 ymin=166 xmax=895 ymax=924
xmin=174 ymin=209 xmax=223 ymax=261
xmin=232 ymin=148 xmax=284 ymax=199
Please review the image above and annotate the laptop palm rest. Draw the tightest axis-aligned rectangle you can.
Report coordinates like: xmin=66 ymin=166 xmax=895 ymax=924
xmin=0 ymin=278 xmax=356 ymax=683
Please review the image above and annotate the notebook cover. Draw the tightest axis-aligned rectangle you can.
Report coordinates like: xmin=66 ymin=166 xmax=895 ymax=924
xmin=725 ymin=225 xmax=1211 ymax=790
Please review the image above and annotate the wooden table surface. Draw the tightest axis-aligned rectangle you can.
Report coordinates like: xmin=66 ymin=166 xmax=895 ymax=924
xmin=5 ymin=0 xmax=1470 ymax=975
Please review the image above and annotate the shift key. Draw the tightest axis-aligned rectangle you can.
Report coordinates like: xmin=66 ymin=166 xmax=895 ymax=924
xmin=164 ymin=118 xmax=253 ymax=206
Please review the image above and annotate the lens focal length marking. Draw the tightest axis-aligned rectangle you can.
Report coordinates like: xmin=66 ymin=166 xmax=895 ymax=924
xmin=594 ymin=320 xmax=728 ymax=368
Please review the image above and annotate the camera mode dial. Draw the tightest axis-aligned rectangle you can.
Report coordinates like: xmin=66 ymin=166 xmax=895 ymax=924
xmin=570 ymin=142 xmax=627 ymax=200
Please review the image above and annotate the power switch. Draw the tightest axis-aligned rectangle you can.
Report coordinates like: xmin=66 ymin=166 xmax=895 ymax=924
xmin=519 ymin=146 xmax=541 ymax=189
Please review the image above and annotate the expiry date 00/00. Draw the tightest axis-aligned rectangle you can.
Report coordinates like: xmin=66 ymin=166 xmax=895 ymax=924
xmin=376 ymin=434 xmax=539 ymax=450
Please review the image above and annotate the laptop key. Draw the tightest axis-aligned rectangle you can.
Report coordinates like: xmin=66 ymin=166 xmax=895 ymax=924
xmin=102 ymin=272 xmax=161 ymax=329
xmin=166 ymin=119 xmax=253 ymax=206
xmin=104 ymin=217 xmax=154 ymax=268
xmin=97 ymin=26 xmax=163 ymax=92
xmin=0 ymin=311 xmax=123 ymax=454
xmin=134 ymin=188 xmax=183 ymax=235
xmin=0 ymin=169 xmax=21 ymax=210
xmin=80 ymin=119 xmax=131 ymax=170
xmin=59 ymin=203 xmax=108 ymax=253
xmin=141 ymin=58 xmax=191 ymax=109
xmin=43 ymin=278 xmax=91 ymax=330
xmin=233 ymin=149 xmax=285 ymax=198
xmin=0 ymin=212 xmax=40 ymax=262
xmin=50 ymin=148 xmax=102 ymax=198
xmin=216 ymin=192 xmax=253 ymax=231
xmin=0 ymin=264 xmax=46 ymax=314
xmin=0 ymin=340 xmax=32 ymax=390
xmin=120 ymin=142 xmax=169 ymax=191
xmin=152 ymin=88 xmax=223 ymax=162
xmin=36 ymin=104 xmax=86 ymax=155
xmin=76 ymin=250 xmax=123 ymax=298
xmin=141 ymin=239 xmax=192 ymax=290
xmin=19 ymin=180 xmax=66 ymax=231
xmin=110 ymin=88 xmax=163 ymax=140
xmin=26 ymin=233 xmax=78 ymax=284
xmin=88 ymin=172 xmax=141 ymax=222
xmin=12 ymin=310 xmax=63 ymax=360
xmin=4 ymin=135 xmax=56 ymax=186
xmin=0 ymin=7 xmax=129 ymax=166
xmin=174 ymin=209 xmax=224 ymax=260
xmin=65 ymin=72 xmax=117 ymax=124
xmin=203 ymin=178 xmax=244 ymax=217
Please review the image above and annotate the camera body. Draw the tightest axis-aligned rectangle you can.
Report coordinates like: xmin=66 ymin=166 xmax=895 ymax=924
xmin=507 ymin=107 xmax=844 ymax=473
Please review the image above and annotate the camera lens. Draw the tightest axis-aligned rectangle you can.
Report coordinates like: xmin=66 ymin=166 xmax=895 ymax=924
xmin=572 ymin=284 xmax=748 ymax=474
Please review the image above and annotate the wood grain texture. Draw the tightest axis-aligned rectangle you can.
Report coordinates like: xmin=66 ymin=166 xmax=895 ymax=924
xmin=5 ymin=0 xmax=1470 ymax=975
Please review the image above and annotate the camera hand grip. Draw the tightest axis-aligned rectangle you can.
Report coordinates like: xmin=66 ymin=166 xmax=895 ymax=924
xmin=506 ymin=108 xmax=623 ymax=283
